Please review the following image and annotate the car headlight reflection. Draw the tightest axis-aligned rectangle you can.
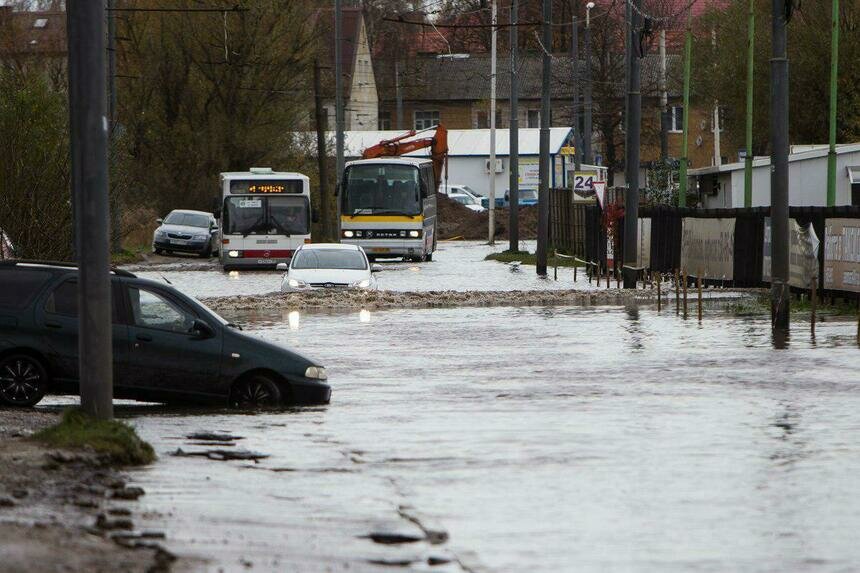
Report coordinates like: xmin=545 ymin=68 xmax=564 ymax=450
xmin=305 ymin=366 xmax=327 ymax=380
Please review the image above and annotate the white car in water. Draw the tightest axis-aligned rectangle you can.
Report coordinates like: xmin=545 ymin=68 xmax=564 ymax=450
xmin=278 ymin=243 xmax=379 ymax=292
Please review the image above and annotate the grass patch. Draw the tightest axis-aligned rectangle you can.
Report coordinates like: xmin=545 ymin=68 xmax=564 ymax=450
xmin=35 ymin=408 xmax=155 ymax=466
xmin=485 ymin=250 xmax=583 ymax=268
xmin=110 ymin=246 xmax=147 ymax=266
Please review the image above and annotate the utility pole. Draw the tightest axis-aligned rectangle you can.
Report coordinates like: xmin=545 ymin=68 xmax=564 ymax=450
xmin=572 ymin=10 xmax=581 ymax=173
xmin=509 ymin=0 xmax=519 ymax=253
xmin=770 ymin=0 xmax=790 ymax=331
xmin=314 ymin=60 xmax=330 ymax=240
xmin=744 ymin=0 xmax=754 ymax=207
xmin=334 ymin=0 xmax=345 ymax=186
xmin=827 ymin=0 xmax=840 ymax=206
xmin=67 ymin=0 xmax=114 ymax=420
xmin=678 ymin=10 xmax=692 ymax=206
xmin=395 ymin=58 xmax=404 ymax=131
xmin=659 ymin=28 xmax=668 ymax=162
xmin=488 ymin=0 xmax=497 ymax=245
xmin=711 ymin=28 xmax=721 ymax=167
xmin=583 ymin=1 xmax=594 ymax=165
xmin=623 ymin=0 xmax=642 ymax=289
xmin=107 ymin=0 xmax=121 ymax=255
xmin=536 ymin=0 xmax=551 ymax=276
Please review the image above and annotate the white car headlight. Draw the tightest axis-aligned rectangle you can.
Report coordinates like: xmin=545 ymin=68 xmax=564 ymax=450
xmin=350 ymin=278 xmax=371 ymax=288
xmin=288 ymin=278 xmax=307 ymax=288
xmin=305 ymin=366 xmax=327 ymax=380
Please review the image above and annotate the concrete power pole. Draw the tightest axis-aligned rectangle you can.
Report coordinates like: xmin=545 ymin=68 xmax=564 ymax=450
xmin=488 ymin=0 xmax=497 ymax=245
xmin=622 ymin=0 xmax=642 ymax=289
xmin=509 ymin=0 xmax=519 ymax=252
xmin=67 ymin=1 xmax=114 ymax=420
xmin=659 ymin=28 xmax=668 ymax=162
xmin=572 ymin=11 xmax=581 ymax=173
xmin=314 ymin=60 xmax=330 ymax=240
xmin=335 ymin=0 xmax=345 ymax=190
xmin=536 ymin=0 xmax=551 ymax=276
xmin=712 ymin=29 xmax=722 ymax=167
xmin=744 ymin=0 xmax=755 ymax=207
xmin=770 ymin=0 xmax=790 ymax=331
xmin=583 ymin=2 xmax=594 ymax=165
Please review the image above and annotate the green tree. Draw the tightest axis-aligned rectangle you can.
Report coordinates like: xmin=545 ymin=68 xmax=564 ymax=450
xmin=0 ymin=66 xmax=73 ymax=260
xmin=692 ymin=1 xmax=860 ymax=155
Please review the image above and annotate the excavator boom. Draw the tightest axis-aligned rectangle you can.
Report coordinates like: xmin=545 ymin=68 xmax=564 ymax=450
xmin=361 ymin=125 xmax=448 ymax=192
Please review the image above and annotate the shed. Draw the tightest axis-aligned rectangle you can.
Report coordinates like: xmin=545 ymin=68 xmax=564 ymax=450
xmin=690 ymin=144 xmax=860 ymax=208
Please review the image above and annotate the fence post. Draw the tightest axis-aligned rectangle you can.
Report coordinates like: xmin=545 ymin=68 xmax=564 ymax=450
xmin=675 ymin=268 xmax=680 ymax=314
xmin=656 ymin=271 xmax=662 ymax=311
xmin=697 ymin=270 xmax=703 ymax=322
xmin=682 ymin=269 xmax=688 ymax=318
xmin=810 ymin=276 xmax=817 ymax=337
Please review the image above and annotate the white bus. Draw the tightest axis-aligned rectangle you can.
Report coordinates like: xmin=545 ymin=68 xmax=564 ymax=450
xmin=219 ymin=168 xmax=312 ymax=270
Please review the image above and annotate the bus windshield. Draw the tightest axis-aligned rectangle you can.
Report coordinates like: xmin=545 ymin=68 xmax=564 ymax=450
xmin=224 ymin=195 xmax=309 ymax=236
xmin=342 ymin=164 xmax=421 ymax=216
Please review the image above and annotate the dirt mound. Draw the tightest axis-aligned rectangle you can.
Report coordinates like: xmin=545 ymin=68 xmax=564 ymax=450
xmin=436 ymin=193 xmax=537 ymax=241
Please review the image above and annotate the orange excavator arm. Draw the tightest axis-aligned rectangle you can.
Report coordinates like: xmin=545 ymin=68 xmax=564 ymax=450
xmin=361 ymin=125 xmax=449 ymax=192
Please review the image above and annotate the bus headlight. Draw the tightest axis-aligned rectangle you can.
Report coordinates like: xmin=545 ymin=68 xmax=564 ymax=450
xmin=305 ymin=366 xmax=327 ymax=380
xmin=409 ymin=230 xmax=421 ymax=238
xmin=228 ymin=250 xmax=242 ymax=258
xmin=343 ymin=230 xmax=354 ymax=238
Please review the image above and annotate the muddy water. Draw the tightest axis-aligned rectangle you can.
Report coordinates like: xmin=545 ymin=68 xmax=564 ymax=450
xmin=132 ymin=241 xmax=597 ymax=298
xmin=103 ymin=305 xmax=860 ymax=572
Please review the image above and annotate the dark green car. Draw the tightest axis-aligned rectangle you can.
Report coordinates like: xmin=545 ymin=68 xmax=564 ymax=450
xmin=0 ymin=261 xmax=330 ymax=408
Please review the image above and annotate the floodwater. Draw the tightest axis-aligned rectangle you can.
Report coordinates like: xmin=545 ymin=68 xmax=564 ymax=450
xmin=86 ymin=304 xmax=860 ymax=572
xmin=132 ymin=241 xmax=599 ymax=298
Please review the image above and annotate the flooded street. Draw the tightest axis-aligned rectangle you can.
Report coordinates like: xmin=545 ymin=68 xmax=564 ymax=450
xmin=54 ymin=303 xmax=860 ymax=572
xmin=130 ymin=241 xmax=596 ymax=298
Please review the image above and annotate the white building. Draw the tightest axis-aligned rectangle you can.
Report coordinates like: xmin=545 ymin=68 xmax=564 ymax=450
xmin=333 ymin=128 xmax=607 ymax=197
xmin=690 ymin=144 xmax=860 ymax=208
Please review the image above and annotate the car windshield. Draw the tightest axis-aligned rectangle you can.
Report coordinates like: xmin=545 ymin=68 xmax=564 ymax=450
xmin=460 ymin=185 xmax=478 ymax=196
xmin=520 ymin=190 xmax=538 ymax=200
xmin=452 ymin=195 xmax=476 ymax=205
xmin=224 ymin=196 xmax=309 ymax=236
xmin=291 ymin=249 xmax=367 ymax=270
xmin=164 ymin=212 xmax=210 ymax=228
xmin=342 ymin=164 xmax=421 ymax=216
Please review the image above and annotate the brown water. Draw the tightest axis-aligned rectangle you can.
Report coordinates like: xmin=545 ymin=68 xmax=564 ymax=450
xmin=67 ymin=304 xmax=859 ymax=572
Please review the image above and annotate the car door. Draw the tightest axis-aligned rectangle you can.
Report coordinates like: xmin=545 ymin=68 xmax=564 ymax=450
xmin=123 ymin=284 xmax=222 ymax=401
xmin=37 ymin=277 xmax=129 ymax=391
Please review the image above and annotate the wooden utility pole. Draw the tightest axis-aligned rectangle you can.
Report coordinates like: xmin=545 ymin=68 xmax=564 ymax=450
xmin=770 ymin=0 xmax=790 ymax=331
xmin=536 ymin=0 xmax=551 ymax=275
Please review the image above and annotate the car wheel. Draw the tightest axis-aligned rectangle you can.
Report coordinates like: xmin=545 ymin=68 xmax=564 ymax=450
xmin=153 ymin=247 xmax=163 ymax=255
xmin=425 ymin=252 xmax=433 ymax=262
xmin=230 ymin=375 xmax=282 ymax=409
xmin=199 ymin=246 xmax=211 ymax=259
xmin=0 ymin=354 xmax=48 ymax=407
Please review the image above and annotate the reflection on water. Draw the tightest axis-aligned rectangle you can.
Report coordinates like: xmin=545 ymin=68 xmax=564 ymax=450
xmin=110 ymin=305 xmax=860 ymax=572
xmin=287 ymin=310 xmax=300 ymax=331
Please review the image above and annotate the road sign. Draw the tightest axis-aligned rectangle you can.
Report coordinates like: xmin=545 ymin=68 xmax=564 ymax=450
xmin=560 ymin=146 xmax=576 ymax=156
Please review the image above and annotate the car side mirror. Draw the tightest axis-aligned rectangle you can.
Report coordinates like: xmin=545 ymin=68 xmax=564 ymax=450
xmin=156 ymin=218 xmax=163 ymax=224
xmin=276 ymin=263 xmax=288 ymax=271
xmin=190 ymin=318 xmax=214 ymax=340
xmin=371 ymin=264 xmax=383 ymax=273
xmin=211 ymin=226 xmax=219 ymax=233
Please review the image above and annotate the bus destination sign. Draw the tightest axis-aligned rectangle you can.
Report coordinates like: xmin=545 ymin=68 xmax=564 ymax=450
xmin=229 ymin=180 xmax=304 ymax=194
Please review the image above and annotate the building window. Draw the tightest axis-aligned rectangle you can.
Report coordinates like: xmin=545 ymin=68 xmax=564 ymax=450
xmin=527 ymin=109 xmax=540 ymax=128
xmin=414 ymin=111 xmax=439 ymax=130
xmin=379 ymin=110 xmax=392 ymax=130
xmin=476 ymin=110 xmax=503 ymax=129
xmin=669 ymin=106 xmax=684 ymax=133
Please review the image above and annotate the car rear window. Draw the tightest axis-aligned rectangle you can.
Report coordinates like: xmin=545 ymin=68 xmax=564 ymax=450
xmin=0 ymin=268 xmax=53 ymax=308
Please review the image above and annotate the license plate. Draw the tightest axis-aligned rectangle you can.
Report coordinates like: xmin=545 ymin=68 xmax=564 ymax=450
xmin=170 ymin=239 xmax=188 ymax=245
xmin=371 ymin=247 xmax=390 ymax=253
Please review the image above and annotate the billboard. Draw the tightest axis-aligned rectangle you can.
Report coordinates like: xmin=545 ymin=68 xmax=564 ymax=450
xmin=823 ymin=218 xmax=860 ymax=292
xmin=680 ymin=218 xmax=735 ymax=280
xmin=762 ymin=218 xmax=820 ymax=289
